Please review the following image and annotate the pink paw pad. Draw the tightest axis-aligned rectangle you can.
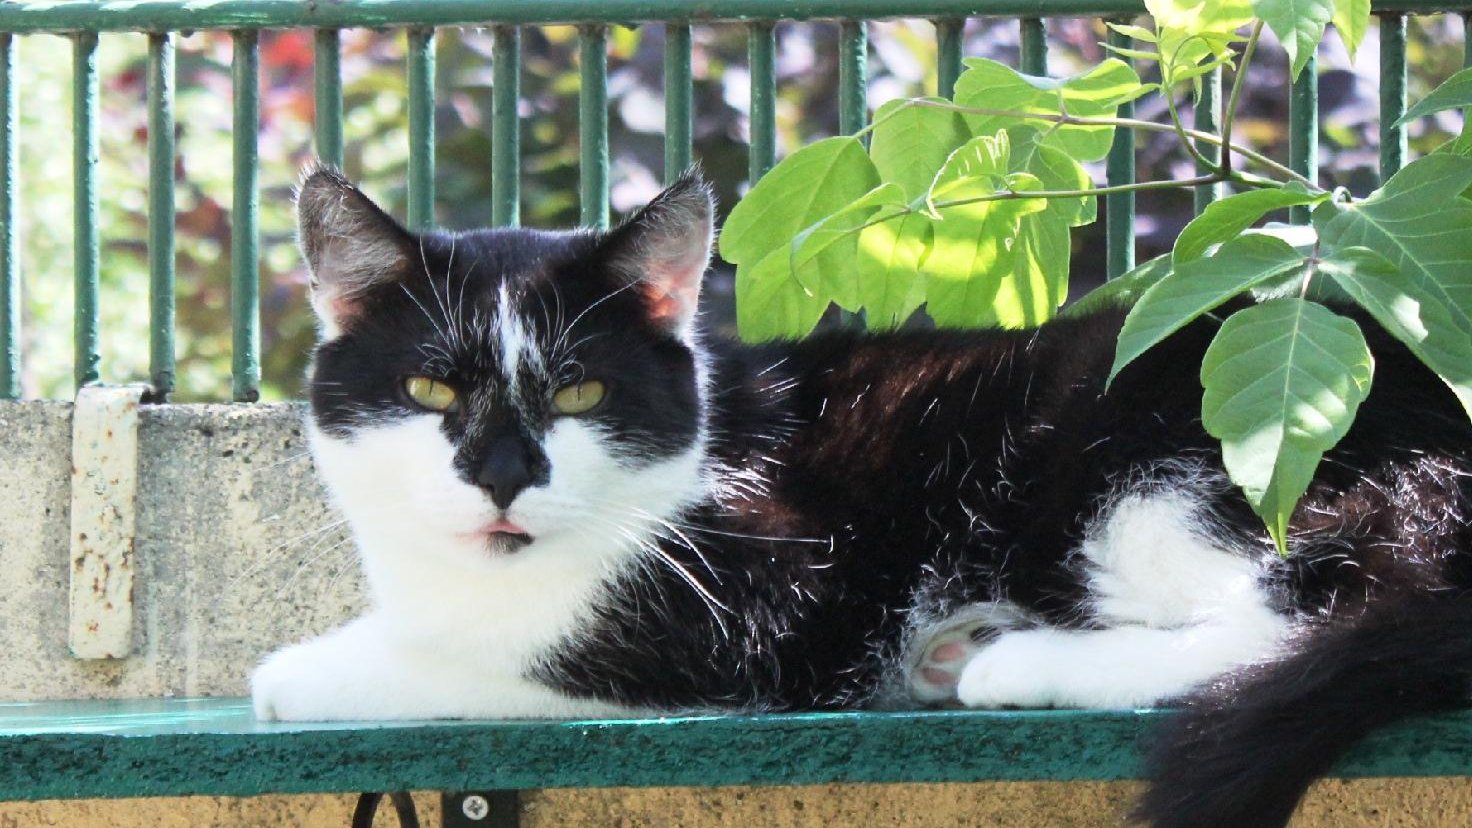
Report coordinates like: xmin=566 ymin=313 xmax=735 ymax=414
xmin=908 ymin=623 xmax=993 ymax=705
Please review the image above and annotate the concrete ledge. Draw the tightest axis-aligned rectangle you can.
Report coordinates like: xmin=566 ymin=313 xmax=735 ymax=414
xmin=0 ymin=401 xmax=362 ymax=702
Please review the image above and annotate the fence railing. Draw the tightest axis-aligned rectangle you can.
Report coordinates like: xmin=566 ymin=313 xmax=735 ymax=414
xmin=0 ymin=0 xmax=1468 ymax=402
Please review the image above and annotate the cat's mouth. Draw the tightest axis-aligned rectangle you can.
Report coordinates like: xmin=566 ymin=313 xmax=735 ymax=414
xmin=467 ymin=518 xmax=534 ymax=554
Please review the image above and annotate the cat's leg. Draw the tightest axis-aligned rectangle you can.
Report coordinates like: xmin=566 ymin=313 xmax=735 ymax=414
xmin=952 ymin=617 xmax=1282 ymax=709
xmin=251 ymin=612 xmax=633 ymax=721
xmin=921 ymin=491 xmax=1292 ymax=709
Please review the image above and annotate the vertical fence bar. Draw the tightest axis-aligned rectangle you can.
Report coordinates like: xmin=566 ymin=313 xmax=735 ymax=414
xmin=1289 ymin=54 xmax=1318 ymax=224
xmin=1466 ymin=14 xmax=1472 ymax=68
xmin=935 ymin=18 xmax=964 ymax=99
xmin=1379 ymin=14 xmax=1407 ymax=182
xmin=664 ymin=23 xmax=693 ymax=182
xmin=579 ymin=25 xmax=610 ymax=229
xmin=748 ymin=23 xmax=776 ymax=184
xmin=407 ymin=27 xmax=436 ymax=230
xmin=1020 ymin=18 xmax=1045 ymax=75
xmin=314 ymin=29 xmax=343 ymax=167
xmin=1193 ymin=68 xmax=1223 ymax=212
xmin=74 ymin=32 xmax=100 ymax=389
xmin=147 ymin=33 xmax=176 ymax=400
xmin=492 ymin=25 xmax=520 ymax=227
xmin=232 ymin=31 xmax=260 ymax=402
xmin=838 ymin=21 xmax=868 ymax=136
xmin=1105 ymin=23 xmax=1135 ymax=279
xmin=0 ymin=35 xmax=16 ymax=399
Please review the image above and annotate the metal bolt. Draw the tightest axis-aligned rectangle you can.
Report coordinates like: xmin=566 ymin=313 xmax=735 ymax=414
xmin=460 ymin=794 xmax=490 ymax=821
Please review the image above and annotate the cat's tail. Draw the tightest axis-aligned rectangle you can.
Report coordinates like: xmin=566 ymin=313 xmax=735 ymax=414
xmin=1135 ymin=589 xmax=1472 ymax=828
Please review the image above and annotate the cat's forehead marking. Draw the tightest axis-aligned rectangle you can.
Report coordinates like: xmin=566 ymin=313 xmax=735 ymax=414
xmin=493 ymin=281 xmax=545 ymax=397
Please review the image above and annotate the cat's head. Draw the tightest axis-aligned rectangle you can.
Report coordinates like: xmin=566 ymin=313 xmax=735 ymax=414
xmin=295 ymin=165 xmax=715 ymax=576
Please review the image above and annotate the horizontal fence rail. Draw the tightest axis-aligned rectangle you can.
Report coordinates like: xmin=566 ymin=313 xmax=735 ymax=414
xmin=0 ymin=1 xmax=1468 ymax=400
xmin=0 ymin=1 xmax=1470 ymax=30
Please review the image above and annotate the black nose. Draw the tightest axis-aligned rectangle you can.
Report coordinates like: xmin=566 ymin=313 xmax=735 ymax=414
xmin=476 ymin=437 xmax=537 ymax=510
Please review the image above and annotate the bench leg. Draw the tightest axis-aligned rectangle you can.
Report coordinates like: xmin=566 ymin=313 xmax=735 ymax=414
xmin=442 ymin=790 xmax=521 ymax=828
xmin=351 ymin=791 xmax=421 ymax=828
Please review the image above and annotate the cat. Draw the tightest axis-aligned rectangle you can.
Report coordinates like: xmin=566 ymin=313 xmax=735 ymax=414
xmin=251 ymin=164 xmax=1472 ymax=828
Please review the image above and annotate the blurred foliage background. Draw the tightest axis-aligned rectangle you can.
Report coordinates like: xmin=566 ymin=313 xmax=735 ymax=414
xmin=7 ymin=16 xmax=1466 ymax=400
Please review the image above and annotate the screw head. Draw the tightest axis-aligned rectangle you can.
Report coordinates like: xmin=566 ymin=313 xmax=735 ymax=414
xmin=461 ymin=794 xmax=490 ymax=821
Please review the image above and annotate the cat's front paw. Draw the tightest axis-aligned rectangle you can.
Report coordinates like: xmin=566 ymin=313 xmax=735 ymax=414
xmin=251 ymin=638 xmax=336 ymax=721
xmin=954 ymin=630 xmax=1065 ymax=709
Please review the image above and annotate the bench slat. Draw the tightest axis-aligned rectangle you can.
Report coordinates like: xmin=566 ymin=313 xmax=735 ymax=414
xmin=2 ymin=697 xmax=1470 ymax=801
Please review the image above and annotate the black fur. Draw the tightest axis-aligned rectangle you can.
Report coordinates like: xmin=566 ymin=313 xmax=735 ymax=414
xmin=300 ymin=168 xmax=1472 ymax=824
xmin=1137 ymin=592 xmax=1472 ymax=827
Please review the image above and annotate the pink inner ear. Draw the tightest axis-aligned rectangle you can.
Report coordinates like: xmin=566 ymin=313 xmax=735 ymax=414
xmin=642 ymin=258 xmax=703 ymax=330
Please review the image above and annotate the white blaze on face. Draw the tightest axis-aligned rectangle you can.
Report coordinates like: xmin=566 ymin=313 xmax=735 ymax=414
xmin=494 ymin=283 xmax=543 ymax=406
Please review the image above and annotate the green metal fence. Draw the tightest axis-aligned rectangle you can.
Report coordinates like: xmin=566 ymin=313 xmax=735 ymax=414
xmin=0 ymin=0 xmax=1467 ymax=402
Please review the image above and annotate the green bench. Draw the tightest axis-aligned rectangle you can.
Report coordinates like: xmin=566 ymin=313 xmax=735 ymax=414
xmin=5 ymin=697 xmax=1472 ymax=826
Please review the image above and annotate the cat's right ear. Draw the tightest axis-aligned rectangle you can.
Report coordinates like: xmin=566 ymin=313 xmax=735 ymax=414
xmin=295 ymin=164 xmax=415 ymax=337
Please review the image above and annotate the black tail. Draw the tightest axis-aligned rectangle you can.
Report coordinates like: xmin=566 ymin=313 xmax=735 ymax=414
xmin=1136 ymin=591 xmax=1472 ymax=828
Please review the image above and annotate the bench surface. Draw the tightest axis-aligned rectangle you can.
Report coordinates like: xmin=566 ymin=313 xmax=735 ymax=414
xmin=2 ymin=697 xmax=1472 ymax=801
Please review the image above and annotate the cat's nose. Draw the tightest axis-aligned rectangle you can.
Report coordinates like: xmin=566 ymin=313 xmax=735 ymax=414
xmin=476 ymin=437 xmax=537 ymax=510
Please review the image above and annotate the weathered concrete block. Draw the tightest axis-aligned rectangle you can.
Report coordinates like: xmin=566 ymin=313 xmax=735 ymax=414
xmin=0 ymin=401 xmax=363 ymax=702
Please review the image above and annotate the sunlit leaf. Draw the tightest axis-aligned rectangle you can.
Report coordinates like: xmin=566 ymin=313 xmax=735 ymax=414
xmin=869 ymin=98 xmax=971 ymax=201
xmin=1253 ymin=0 xmax=1334 ymax=80
xmin=719 ymin=136 xmax=878 ymax=267
xmin=953 ymin=58 xmax=1143 ymax=161
xmin=1331 ymin=0 xmax=1370 ymax=57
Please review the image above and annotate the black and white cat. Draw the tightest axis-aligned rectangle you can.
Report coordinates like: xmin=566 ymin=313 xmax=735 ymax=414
xmin=252 ymin=166 xmax=1472 ymax=828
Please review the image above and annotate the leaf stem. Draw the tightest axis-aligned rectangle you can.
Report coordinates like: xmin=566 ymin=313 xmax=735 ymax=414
xmin=1221 ymin=21 xmax=1265 ymax=178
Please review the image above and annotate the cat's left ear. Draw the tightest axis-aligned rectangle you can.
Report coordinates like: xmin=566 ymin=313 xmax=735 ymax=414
xmin=600 ymin=171 xmax=715 ymax=338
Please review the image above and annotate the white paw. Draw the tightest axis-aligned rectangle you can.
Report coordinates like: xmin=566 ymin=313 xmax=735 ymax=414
xmin=250 ymin=639 xmax=336 ymax=722
xmin=954 ymin=630 xmax=1066 ymax=709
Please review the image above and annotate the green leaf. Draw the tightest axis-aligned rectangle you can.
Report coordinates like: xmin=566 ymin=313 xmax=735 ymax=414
xmin=790 ymin=184 xmax=908 ymax=311
xmin=855 ymin=212 xmax=932 ymax=329
xmin=1012 ymin=127 xmax=1096 ymax=226
xmin=719 ymin=136 xmax=878 ymax=267
xmin=1112 ymin=235 xmax=1306 ymax=383
xmin=869 ymin=99 xmax=971 ymax=201
xmin=1331 ymin=0 xmax=1369 ymax=57
xmin=953 ymin=58 xmax=1143 ymax=162
xmin=1317 ymin=154 xmax=1472 ymax=336
xmin=928 ymin=131 xmax=1013 ymax=209
xmin=1201 ymin=298 xmax=1374 ymax=551
xmin=1173 ymin=184 xmax=1328 ymax=263
xmin=1105 ymin=22 xmax=1159 ymax=43
xmin=735 ymin=248 xmax=831 ymax=342
xmin=921 ymin=199 xmax=1031 ymax=328
xmin=1064 ymin=254 xmax=1174 ymax=318
xmin=1318 ymin=246 xmax=1472 ymax=419
xmin=1252 ymin=0 xmax=1333 ymax=80
xmin=1147 ymin=0 xmax=1254 ymax=34
xmin=1395 ymin=66 xmax=1472 ymax=127
xmin=987 ymin=209 xmax=1071 ymax=328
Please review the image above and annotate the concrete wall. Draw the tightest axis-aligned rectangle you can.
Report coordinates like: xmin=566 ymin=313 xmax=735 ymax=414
xmin=1 ymin=400 xmax=1469 ymax=826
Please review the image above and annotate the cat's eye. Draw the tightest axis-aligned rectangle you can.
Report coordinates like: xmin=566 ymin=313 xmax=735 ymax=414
xmin=551 ymin=380 xmax=607 ymax=416
xmin=403 ymin=376 xmax=460 ymax=413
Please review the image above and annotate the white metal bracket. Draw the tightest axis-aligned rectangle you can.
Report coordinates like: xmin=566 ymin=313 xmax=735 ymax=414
xmin=68 ymin=384 xmax=147 ymax=659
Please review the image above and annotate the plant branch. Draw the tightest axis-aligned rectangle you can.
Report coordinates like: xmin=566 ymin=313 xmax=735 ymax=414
xmin=1221 ymin=21 xmax=1265 ymax=178
xmin=906 ymin=99 xmax=1318 ymax=189
xmin=930 ymin=175 xmax=1225 ymax=211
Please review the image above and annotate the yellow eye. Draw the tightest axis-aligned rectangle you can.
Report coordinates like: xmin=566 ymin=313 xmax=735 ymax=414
xmin=551 ymin=380 xmax=606 ymax=415
xmin=403 ymin=376 xmax=460 ymax=412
